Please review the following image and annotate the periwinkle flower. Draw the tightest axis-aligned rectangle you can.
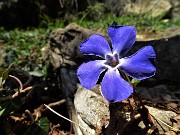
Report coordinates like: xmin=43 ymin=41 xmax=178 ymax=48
xmin=77 ymin=25 xmax=156 ymax=102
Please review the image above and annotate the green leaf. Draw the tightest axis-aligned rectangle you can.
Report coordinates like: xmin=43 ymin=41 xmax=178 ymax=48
xmin=36 ymin=117 xmax=50 ymax=133
xmin=0 ymin=77 xmax=3 ymax=87
xmin=130 ymin=78 xmax=141 ymax=87
xmin=29 ymin=70 xmax=44 ymax=77
xmin=0 ymin=107 xmax=5 ymax=116
xmin=24 ymin=117 xmax=50 ymax=135
xmin=0 ymin=98 xmax=22 ymax=116
xmin=0 ymin=63 xmax=13 ymax=86
xmin=0 ymin=63 xmax=14 ymax=80
xmin=0 ymin=69 xmax=9 ymax=80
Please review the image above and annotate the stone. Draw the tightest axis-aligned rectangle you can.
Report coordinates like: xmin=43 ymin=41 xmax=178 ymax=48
xmin=43 ymin=23 xmax=96 ymax=69
xmin=164 ymin=131 xmax=177 ymax=135
xmin=105 ymin=0 xmax=172 ymax=18
xmin=137 ymin=85 xmax=179 ymax=102
xmin=171 ymin=114 xmax=180 ymax=132
xmin=105 ymin=0 xmax=131 ymax=16
xmin=59 ymin=68 xmax=78 ymax=97
xmin=124 ymin=0 xmax=172 ymax=18
xmin=74 ymin=84 xmax=110 ymax=134
xmin=170 ymin=0 xmax=180 ymax=19
xmin=146 ymin=106 xmax=177 ymax=133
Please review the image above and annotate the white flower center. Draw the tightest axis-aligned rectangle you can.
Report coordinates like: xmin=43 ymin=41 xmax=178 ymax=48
xmin=105 ymin=53 xmax=119 ymax=68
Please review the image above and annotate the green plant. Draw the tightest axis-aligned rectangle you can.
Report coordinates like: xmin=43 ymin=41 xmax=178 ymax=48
xmin=80 ymin=2 xmax=105 ymax=22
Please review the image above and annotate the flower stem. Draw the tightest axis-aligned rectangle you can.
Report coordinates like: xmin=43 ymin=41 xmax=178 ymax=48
xmin=119 ymin=71 xmax=131 ymax=83
xmin=120 ymin=72 xmax=154 ymax=128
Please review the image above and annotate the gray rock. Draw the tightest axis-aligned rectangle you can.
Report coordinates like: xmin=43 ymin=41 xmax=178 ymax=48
xmin=74 ymin=84 xmax=110 ymax=134
xmin=146 ymin=106 xmax=177 ymax=133
xmin=44 ymin=23 xmax=96 ymax=69
xmin=170 ymin=0 xmax=180 ymax=19
xmin=137 ymin=85 xmax=179 ymax=102
xmin=59 ymin=68 xmax=78 ymax=97
xmin=105 ymin=0 xmax=172 ymax=18
xmin=125 ymin=0 xmax=172 ymax=18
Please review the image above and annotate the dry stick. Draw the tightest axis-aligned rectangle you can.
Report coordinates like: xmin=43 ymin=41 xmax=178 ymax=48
xmin=59 ymin=0 xmax=63 ymax=8
xmin=149 ymin=113 xmax=180 ymax=133
xmin=47 ymin=99 xmax=66 ymax=108
xmin=9 ymin=75 xmax=23 ymax=95
xmin=0 ymin=86 xmax=32 ymax=103
xmin=44 ymin=104 xmax=92 ymax=134
xmin=12 ymin=86 xmax=32 ymax=98
xmin=43 ymin=99 xmax=66 ymax=112
xmin=25 ymin=110 xmax=35 ymax=125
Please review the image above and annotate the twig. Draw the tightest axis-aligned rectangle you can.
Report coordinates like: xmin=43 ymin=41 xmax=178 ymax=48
xmin=9 ymin=75 xmax=23 ymax=95
xmin=43 ymin=99 xmax=66 ymax=112
xmin=0 ymin=87 xmax=33 ymax=103
xmin=12 ymin=86 xmax=32 ymax=98
xmin=47 ymin=99 xmax=66 ymax=108
xmin=11 ymin=69 xmax=33 ymax=87
xmin=25 ymin=110 xmax=35 ymax=125
xmin=32 ymin=100 xmax=66 ymax=121
xmin=59 ymin=0 xmax=63 ymax=8
xmin=44 ymin=104 xmax=92 ymax=134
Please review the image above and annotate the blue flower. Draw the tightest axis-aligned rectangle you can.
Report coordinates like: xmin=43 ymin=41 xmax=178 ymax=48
xmin=77 ymin=25 xmax=156 ymax=102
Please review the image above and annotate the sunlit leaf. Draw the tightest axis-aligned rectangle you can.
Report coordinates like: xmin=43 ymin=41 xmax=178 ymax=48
xmin=130 ymin=78 xmax=141 ymax=87
xmin=0 ymin=69 xmax=9 ymax=80
xmin=0 ymin=77 xmax=3 ymax=87
xmin=29 ymin=70 xmax=44 ymax=77
xmin=0 ymin=63 xmax=14 ymax=80
xmin=0 ymin=106 xmax=5 ymax=116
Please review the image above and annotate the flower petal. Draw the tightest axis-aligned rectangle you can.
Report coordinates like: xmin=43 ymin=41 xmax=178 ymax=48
xmin=119 ymin=46 xmax=156 ymax=80
xmin=108 ymin=25 xmax=136 ymax=56
xmin=80 ymin=34 xmax=111 ymax=58
xmin=101 ymin=69 xmax=133 ymax=102
xmin=77 ymin=60 xmax=106 ymax=89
